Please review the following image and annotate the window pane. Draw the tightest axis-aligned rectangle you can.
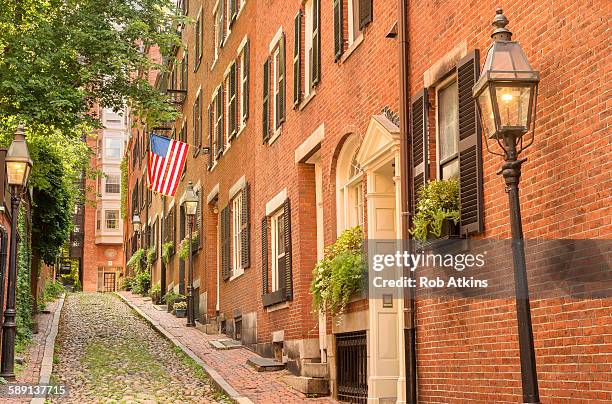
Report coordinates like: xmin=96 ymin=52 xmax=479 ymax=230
xmin=105 ymin=210 xmax=119 ymax=229
xmin=105 ymin=175 xmax=120 ymax=193
xmin=277 ymin=213 xmax=285 ymax=255
xmin=441 ymin=158 xmax=459 ymax=180
xmin=438 ymin=81 xmax=458 ymax=162
xmin=105 ymin=138 xmax=122 ymax=158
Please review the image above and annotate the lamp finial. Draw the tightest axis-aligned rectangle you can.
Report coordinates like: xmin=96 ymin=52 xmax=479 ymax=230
xmin=492 ymin=8 xmax=512 ymax=41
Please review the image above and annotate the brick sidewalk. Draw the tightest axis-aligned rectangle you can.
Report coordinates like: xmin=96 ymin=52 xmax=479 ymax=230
xmin=0 ymin=297 xmax=62 ymax=403
xmin=119 ymin=291 xmax=336 ymax=404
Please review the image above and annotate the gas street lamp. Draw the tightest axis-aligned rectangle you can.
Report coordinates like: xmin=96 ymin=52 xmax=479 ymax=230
xmin=0 ymin=124 xmax=33 ymax=380
xmin=182 ymin=181 xmax=198 ymax=327
xmin=133 ymin=213 xmax=142 ymax=248
xmin=473 ymin=9 xmax=541 ymax=404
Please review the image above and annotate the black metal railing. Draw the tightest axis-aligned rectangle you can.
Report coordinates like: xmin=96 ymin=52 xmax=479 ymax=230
xmin=336 ymin=331 xmax=368 ymax=403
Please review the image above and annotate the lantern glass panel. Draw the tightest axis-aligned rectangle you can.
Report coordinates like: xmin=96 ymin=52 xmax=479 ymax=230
xmin=478 ymin=89 xmax=496 ymax=138
xmin=483 ymin=41 xmax=537 ymax=80
xmin=6 ymin=161 xmax=28 ymax=186
xmin=185 ymin=200 xmax=198 ymax=216
xmin=493 ymin=85 xmax=532 ymax=129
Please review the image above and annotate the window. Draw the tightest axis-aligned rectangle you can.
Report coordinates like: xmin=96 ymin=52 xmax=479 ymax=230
xmin=105 ymin=175 xmax=120 ymax=194
xmin=238 ymin=40 xmax=250 ymax=127
xmin=105 ymin=138 xmax=122 ymax=159
xmin=333 ymin=0 xmax=372 ymax=59
xmin=436 ymin=78 xmax=459 ymax=179
xmin=262 ymin=31 xmax=285 ymax=140
xmin=193 ymin=91 xmax=202 ymax=154
xmin=232 ymin=194 xmax=242 ymax=276
xmin=226 ymin=62 xmax=237 ymax=141
xmin=270 ymin=209 xmax=285 ymax=292
xmin=336 ymin=135 xmax=364 ymax=233
xmin=105 ymin=210 xmax=119 ymax=230
xmin=181 ymin=52 xmax=188 ymax=91
xmin=96 ymin=210 xmax=101 ymax=230
xmin=195 ymin=11 xmax=203 ymax=70
xmin=213 ymin=2 xmax=224 ymax=61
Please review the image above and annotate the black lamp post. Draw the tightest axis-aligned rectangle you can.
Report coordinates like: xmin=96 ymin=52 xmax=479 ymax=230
xmin=473 ymin=9 xmax=541 ymax=404
xmin=0 ymin=124 xmax=32 ymax=380
xmin=182 ymin=181 xmax=198 ymax=327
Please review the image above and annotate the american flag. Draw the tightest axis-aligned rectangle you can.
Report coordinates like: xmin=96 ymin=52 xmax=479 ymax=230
xmin=147 ymin=133 xmax=189 ymax=197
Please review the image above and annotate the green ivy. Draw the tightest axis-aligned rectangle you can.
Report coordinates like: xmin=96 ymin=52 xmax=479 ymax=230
xmin=16 ymin=206 xmax=33 ymax=348
xmin=410 ymin=179 xmax=460 ymax=241
xmin=310 ymin=226 xmax=366 ymax=316
xmin=120 ymin=155 xmax=129 ymax=219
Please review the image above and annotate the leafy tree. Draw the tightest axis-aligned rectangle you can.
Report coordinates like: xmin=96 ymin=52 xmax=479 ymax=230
xmin=0 ymin=0 xmax=182 ymax=130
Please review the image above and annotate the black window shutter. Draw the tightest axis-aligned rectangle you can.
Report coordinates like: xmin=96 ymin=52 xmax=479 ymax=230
xmin=411 ymin=88 xmax=429 ymax=208
xmin=172 ymin=207 xmax=177 ymax=249
xmin=221 ymin=206 xmax=231 ymax=280
xmin=229 ymin=63 xmax=237 ymax=139
xmin=197 ymin=191 xmax=202 ymax=250
xmin=229 ymin=0 xmax=237 ymax=27
xmin=282 ymin=198 xmax=292 ymax=300
xmin=240 ymin=183 xmax=250 ymax=269
xmin=312 ymin=0 xmax=320 ymax=86
xmin=261 ymin=216 xmax=268 ymax=294
xmin=293 ymin=11 xmax=302 ymax=107
xmin=277 ymin=33 xmax=286 ymax=126
xmin=457 ymin=50 xmax=484 ymax=235
xmin=359 ymin=0 xmax=373 ymax=29
xmin=333 ymin=0 xmax=343 ymax=60
xmin=242 ymin=40 xmax=250 ymax=122
xmin=207 ymin=104 xmax=213 ymax=170
xmin=262 ymin=58 xmax=270 ymax=142
xmin=197 ymin=94 xmax=202 ymax=148
xmin=192 ymin=97 xmax=198 ymax=154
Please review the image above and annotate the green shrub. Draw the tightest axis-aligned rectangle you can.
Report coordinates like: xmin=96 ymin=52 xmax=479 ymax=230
xmin=123 ymin=276 xmax=135 ymax=290
xmin=126 ymin=248 xmax=146 ymax=273
xmin=310 ymin=226 xmax=366 ymax=316
xmin=43 ymin=279 xmax=65 ymax=302
xmin=410 ymin=179 xmax=460 ymax=241
xmin=163 ymin=291 xmax=184 ymax=306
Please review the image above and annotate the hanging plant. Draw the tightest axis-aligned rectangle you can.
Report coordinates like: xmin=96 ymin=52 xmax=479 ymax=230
xmin=146 ymin=247 xmax=156 ymax=269
xmin=126 ymin=248 xmax=146 ymax=273
xmin=178 ymin=232 xmax=199 ymax=260
xmin=310 ymin=226 xmax=366 ymax=316
xmin=410 ymin=178 xmax=460 ymax=242
xmin=161 ymin=241 xmax=174 ymax=264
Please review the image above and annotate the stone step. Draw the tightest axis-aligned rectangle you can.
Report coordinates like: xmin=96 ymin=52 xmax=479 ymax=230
xmin=246 ymin=357 xmax=286 ymax=372
xmin=283 ymin=375 xmax=329 ymax=395
xmin=204 ymin=323 xmax=219 ymax=335
xmin=301 ymin=362 xmax=329 ymax=378
xmin=209 ymin=339 xmax=242 ymax=350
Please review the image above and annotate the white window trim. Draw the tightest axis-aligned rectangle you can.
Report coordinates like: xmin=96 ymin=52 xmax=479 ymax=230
xmin=304 ymin=0 xmax=313 ymax=98
xmin=347 ymin=0 xmax=361 ymax=46
xmin=265 ymin=188 xmax=287 ymax=216
xmin=435 ymin=74 xmax=459 ymax=180
xmin=335 ymin=135 xmax=364 ymax=234
xmin=270 ymin=208 xmax=285 ymax=292
xmin=213 ymin=0 xmax=221 ymax=63
xmin=230 ymin=193 xmax=244 ymax=280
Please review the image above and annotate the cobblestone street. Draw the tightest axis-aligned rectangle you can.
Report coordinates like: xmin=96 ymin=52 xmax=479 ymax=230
xmin=50 ymin=293 xmax=228 ymax=403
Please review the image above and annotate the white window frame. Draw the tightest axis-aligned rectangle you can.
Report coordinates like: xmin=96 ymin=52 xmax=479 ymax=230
xmin=213 ymin=1 xmax=222 ymax=62
xmin=231 ymin=193 xmax=243 ymax=278
xmin=105 ymin=174 xmax=120 ymax=194
xmin=435 ymin=74 xmax=460 ymax=180
xmin=336 ymin=135 xmax=364 ymax=234
xmin=347 ymin=0 xmax=361 ymax=46
xmin=104 ymin=137 xmax=123 ymax=160
xmin=272 ymin=47 xmax=280 ymax=130
xmin=238 ymin=40 xmax=248 ymax=130
xmin=105 ymin=210 xmax=119 ymax=230
xmin=304 ymin=0 xmax=314 ymax=97
xmin=270 ymin=209 xmax=285 ymax=292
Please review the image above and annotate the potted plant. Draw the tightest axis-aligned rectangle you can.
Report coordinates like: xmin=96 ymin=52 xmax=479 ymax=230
xmin=310 ymin=226 xmax=366 ymax=317
xmin=163 ymin=291 xmax=184 ymax=313
xmin=174 ymin=301 xmax=187 ymax=318
xmin=410 ymin=178 xmax=460 ymax=244
xmin=149 ymin=284 xmax=161 ymax=304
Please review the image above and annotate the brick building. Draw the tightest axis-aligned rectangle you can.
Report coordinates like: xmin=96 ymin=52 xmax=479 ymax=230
xmin=125 ymin=0 xmax=611 ymax=402
xmin=82 ymin=107 xmax=128 ymax=292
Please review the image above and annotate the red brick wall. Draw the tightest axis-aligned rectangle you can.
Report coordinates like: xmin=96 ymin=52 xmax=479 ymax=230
xmin=408 ymin=1 xmax=611 ymax=402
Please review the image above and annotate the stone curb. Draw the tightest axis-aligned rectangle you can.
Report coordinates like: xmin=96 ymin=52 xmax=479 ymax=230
xmin=115 ymin=292 xmax=254 ymax=404
xmin=30 ymin=293 xmax=66 ymax=404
